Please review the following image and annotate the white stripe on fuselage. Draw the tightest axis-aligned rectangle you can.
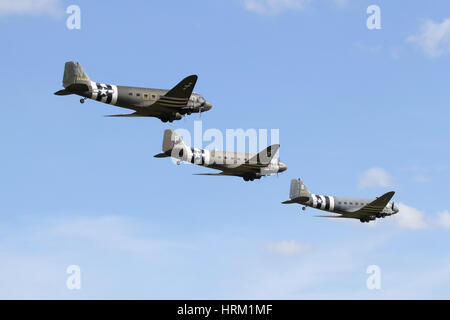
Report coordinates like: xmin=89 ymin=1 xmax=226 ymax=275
xmin=111 ymin=85 xmax=118 ymax=105
xmin=90 ymin=81 xmax=98 ymax=100
xmin=329 ymin=196 xmax=335 ymax=211
xmin=311 ymin=194 xmax=317 ymax=208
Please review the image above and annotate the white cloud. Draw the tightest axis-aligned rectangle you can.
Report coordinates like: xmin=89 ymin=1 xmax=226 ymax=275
xmin=436 ymin=211 xmax=450 ymax=229
xmin=266 ymin=240 xmax=310 ymax=256
xmin=358 ymin=167 xmax=393 ymax=189
xmin=407 ymin=18 xmax=450 ymax=57
xmin=394 ymin=203 xmax=427 ymax=230
xmin=0 ymin=0 xmax=63 ymax=17
xmin=242 ymin=0 xmax=309 ymax=15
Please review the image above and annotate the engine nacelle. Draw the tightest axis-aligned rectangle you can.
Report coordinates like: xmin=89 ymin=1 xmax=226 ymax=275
xmin=260 ymin=160 xmax=279 ymax=176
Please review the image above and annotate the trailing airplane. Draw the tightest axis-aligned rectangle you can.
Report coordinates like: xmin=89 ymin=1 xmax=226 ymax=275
xmin=282 ymin=178 xmax=399 ymax=223
xmin=154 ymin=129 xmax=288 ymax=181
xmin=54 ymin=61 xmax=212 ymax=122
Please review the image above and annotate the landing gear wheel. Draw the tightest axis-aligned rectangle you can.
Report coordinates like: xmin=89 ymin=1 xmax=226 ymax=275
xmin=161 ymin=117 xmax=168 ymax=123
xmin=80 ymin=98 xmax=85 ymax=104
xmin=243 ymin=177 xmax=249 ymax=181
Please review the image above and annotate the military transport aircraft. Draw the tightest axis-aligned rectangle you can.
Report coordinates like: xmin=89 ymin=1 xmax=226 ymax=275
xmin=54 ymin=61 xmax=212 ymax=122
xmin=282 ymin=178 xmax=399 ymax=223
xmin=154 ymin=130 xmax=288 ymax=181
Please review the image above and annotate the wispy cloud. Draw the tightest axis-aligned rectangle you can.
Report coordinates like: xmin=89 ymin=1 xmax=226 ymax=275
xmin=436 ymin=211 xmax=450 ymax=229
xmin=266 ymin=240 xmax=310 ymax=256
xmin=358 ymin=167 xmax=394 ymax=189
xmin=0 ymin=0 xmax=63 ymax=17
xmin=407 ymin=18 xmax=450 ymax=57
xmin=242 ymin=0 xmax=310 ymax=15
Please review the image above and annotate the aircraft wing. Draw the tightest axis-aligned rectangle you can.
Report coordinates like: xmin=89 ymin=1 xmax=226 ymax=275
xmin=194 ymin=172 xmax=231 ymax=176
xmin=194 ymin=166 xmax=259 ymax=177
xmin=193 ymin=170 xmax=252 ymax=177
xmin=194 ymin=145 xmax=280 ymax=178
xmin=244 ymin=144 xmax=280 ymax=168
xmin=152 ymin=75 xmax=198 ymax=110
xmin=348 ymin=191 xmax=395 ymax=217
xmin=133 ymin=75 xmax=197 ymax=118
xmin=105 ymin=112 xmax=140 ymax=117
xmin=316 ymin=191 xmax=395 ymax=220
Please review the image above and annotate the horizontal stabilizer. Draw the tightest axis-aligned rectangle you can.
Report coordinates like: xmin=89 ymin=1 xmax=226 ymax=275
xmin=282 ymin=196 xmax=309 ymax=204
xmin=154 ymin=153 xmax=170 ymax=158
xmin=54 ymin=89 xmax=73 ymax=96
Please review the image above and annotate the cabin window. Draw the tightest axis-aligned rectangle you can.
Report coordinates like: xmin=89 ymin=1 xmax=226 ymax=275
xmin=136 ymin=93 xmax=140 ymax=97
xmin=338 ymin=202 xmax=341 ymax=204
xmin=344 ymin=202 xmax=347 ymax=205
xmin=151 ymin=94 xmax=157 ymax=100
xmin=128 ymin=92 xmax=133 ymax=96
xmin=144 ymin=94 xmax=148 ymax=99
xmin=355 ymin=202 xmax=359 ymax=205
xmin=350 ymin=202 xmax=353 ymax=205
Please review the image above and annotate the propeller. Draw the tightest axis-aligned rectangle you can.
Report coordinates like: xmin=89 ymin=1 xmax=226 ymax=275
xmin=391 ymin=202 xmax=395 ymax=210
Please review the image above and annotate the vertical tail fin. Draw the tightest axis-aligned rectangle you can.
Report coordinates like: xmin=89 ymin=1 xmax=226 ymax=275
xmin=162 ymin=129 xmax=186 ymax=152
xmin=154 ymin=129 xmax=188 ymax=158
xmin=290 ymin=178 xmax=310 ymax=200
xmin=62 ymin=61 xmax=91 ymax=88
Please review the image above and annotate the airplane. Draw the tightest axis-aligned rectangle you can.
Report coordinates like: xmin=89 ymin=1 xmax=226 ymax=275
xmin=154 ymin=129 xmax=288 ymax=181
xmin=54 ymin=61 xmax=212 ymax=122
xmin=282 ymin=178 xmax=399 ymax=223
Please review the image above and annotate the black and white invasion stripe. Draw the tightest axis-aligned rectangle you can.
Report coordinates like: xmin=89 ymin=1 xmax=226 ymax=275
xmin=311 ymin=194 xmax=335 ymax=212
xmin=90 ymin=81 xmax=118 ymax=105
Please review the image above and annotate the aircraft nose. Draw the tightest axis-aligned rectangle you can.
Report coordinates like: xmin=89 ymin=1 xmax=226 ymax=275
xmin=203 ymin=101 xmax=212 ymax=111
xmin=279 ymin=163 xmax=288 ymax=172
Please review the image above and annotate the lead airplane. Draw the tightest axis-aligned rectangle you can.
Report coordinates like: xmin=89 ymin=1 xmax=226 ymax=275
xmin=54 ymin=61 xmax=212 ymax=122
xmin=282 ymin=178 xmax=399 ymax=223
xmin=154 ymin=129 xmax=288 ymax=181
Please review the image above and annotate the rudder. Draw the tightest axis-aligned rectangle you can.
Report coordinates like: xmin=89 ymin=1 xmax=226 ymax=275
xmin=63 ymin=61 xmax=90 ymax=88
xmin=289 ymin=178 xmax=310 ymax=200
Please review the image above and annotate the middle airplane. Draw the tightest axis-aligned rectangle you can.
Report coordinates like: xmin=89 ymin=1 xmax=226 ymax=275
xmin=154 ymin=130 xmax=288 ymax=181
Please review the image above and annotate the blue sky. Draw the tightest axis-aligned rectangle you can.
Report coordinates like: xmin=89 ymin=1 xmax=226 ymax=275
xmin=0 ymin=0 xmax=449 ymax=299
